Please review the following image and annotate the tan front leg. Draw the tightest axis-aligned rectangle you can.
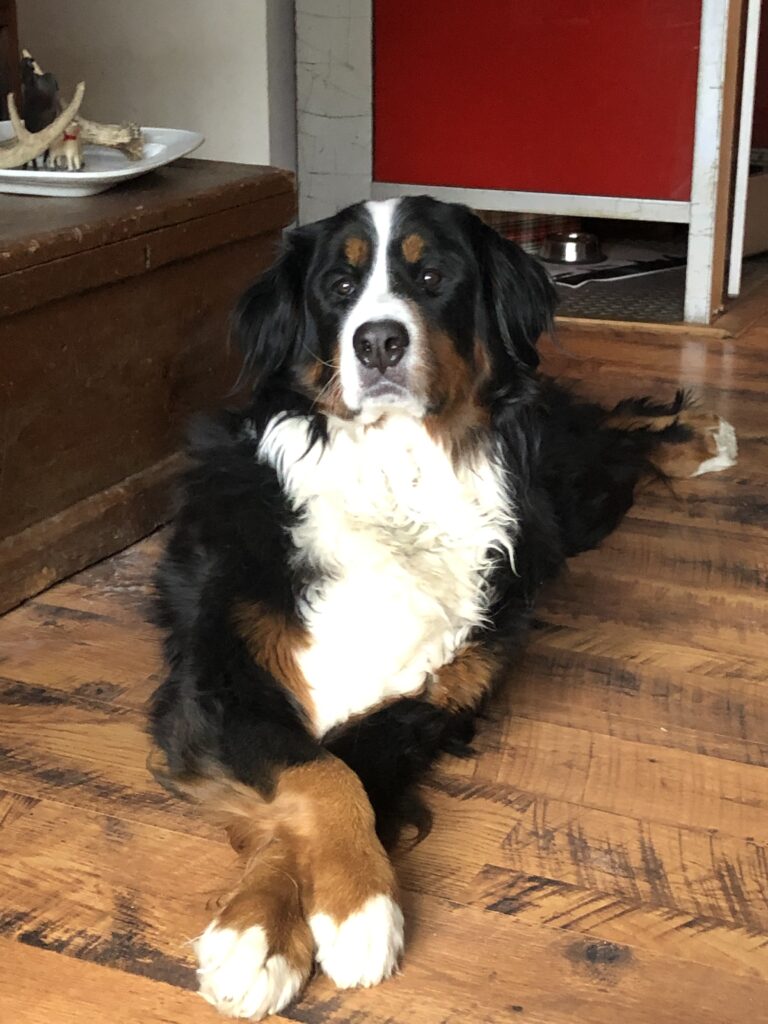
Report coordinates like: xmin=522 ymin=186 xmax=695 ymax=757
xmin=278 ymin=756 xmax=404 ymax=989
xmin=189 ymin=753 xmax=403 ymax=1018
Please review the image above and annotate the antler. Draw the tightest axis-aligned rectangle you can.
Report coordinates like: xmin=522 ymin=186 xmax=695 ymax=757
xmin=0 ymin=81 xmax=85 ymax=169
xmin=76 ymin=114 xmax=144 ymax=160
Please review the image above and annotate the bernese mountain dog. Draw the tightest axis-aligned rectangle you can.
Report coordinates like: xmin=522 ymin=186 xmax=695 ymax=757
xmin=149 ymin=196 xmax=737 ymax=1019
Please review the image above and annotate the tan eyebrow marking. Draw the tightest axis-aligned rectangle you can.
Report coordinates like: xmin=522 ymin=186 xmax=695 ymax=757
xmin=344 ymin=237 xmax=370 ymax=267
xmin=401 ymin=233 xmax=425 ymax=263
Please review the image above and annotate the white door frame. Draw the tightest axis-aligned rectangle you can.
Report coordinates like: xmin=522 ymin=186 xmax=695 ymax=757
xmin=297 ymin=0 xmax=740 ymax=324
xmin=686 ymin=0 xmax=743 ymax=320
xmin=728 ymin=0 xmax=763 ymax=297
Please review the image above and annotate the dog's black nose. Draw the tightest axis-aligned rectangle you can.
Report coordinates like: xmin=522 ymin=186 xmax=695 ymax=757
xmin=353 ymin=320 xmax=409 ymax=373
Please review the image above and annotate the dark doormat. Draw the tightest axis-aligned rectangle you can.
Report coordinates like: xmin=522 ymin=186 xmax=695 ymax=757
xmin=555 ymin=266 xmax=686 ymax=322
xmin=554 ymin=256 xmax=768 ymax=324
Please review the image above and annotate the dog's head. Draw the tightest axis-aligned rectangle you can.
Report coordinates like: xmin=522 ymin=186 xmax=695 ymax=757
xmin=235 ymin=197 xmax=555 ymax=438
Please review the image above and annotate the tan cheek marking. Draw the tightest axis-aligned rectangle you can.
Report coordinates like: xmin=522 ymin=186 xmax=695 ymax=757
xmin=344 ymin=236 xmax=369 ymax=267
xmin=301 ymin=360 xmax=324 ymax=392
xmin=233 ymin=602 xmax=316 ymax=725
xmin=297 ymin=344 xmax=354 ymax=420
xmin=424 ymin=330 xmax=491 ymax=458
xmin=304 ymin=346 xmax=355 ymax=421
xmin=427 ymin=642 xmax=500 ymax=711
xmin=401 ymin=233 xmax=425 ymax=263
xmin=429 ymin=328 xmax=470 ymax=400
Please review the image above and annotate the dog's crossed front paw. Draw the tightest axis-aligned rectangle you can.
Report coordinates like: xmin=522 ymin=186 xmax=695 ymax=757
xmin=310 ymin=893 xmax=405 ymax=989
xmin=196 ymin=921 xmax=309 ymax=1020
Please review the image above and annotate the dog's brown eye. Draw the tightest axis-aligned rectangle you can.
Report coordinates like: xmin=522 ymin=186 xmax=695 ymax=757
xmin=334 ymin=277 xmax=357 ymax=297
xmin=420 ymin=268 xmax=442 ymax=289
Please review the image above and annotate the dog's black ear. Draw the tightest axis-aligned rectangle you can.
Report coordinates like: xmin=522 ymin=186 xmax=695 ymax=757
xmin=472 ymin=217 xmax=556 ymax=370
xmin=232 ymin=223 xmax=318 ymax=389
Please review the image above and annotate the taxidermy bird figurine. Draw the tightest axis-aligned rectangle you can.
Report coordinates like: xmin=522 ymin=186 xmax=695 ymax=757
xmin=17 ymin=49 xmax=84 ymax=169
xmin=20 ymin=49 xmax=60 ymax=133
xmin=1 ymin=49 xmax=144 ymax=171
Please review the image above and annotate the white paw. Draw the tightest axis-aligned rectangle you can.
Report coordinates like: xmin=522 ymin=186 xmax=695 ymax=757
xmin=195 ymin=922 xmax=304 ymax=1019
xmin=691 ymin=417 xmax=738 ymax=476
xmin=310 ymin=893 xmax=404 ymax=989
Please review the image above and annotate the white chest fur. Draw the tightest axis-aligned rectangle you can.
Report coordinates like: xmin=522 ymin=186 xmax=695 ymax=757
xmin=257 ymin=414 xmax=515 ymax=737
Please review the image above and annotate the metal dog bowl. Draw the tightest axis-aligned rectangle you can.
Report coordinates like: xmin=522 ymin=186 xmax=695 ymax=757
xmin=540 ymin=231 xmax=605 ymax=265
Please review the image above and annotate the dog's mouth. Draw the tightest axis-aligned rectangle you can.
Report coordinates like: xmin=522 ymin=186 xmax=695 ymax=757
xmin=360 ymin=379 xmax=409 ymax=402
xmin=353 ymin=376 xmax=427 ymax=422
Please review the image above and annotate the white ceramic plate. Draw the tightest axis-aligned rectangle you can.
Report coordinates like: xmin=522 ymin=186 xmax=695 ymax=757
xmin=0 ymin=126 xmax=204 ymax=197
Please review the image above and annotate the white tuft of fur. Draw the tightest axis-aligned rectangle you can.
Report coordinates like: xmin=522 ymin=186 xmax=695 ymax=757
xmin=691 ymin=417 xmax=738 ymax=476
xmin=195 ymin=923 xmax=304 ymax=1020
xmin=310 ymin=894 xmax=404 ymax=989
xmin=258 ymin=412 xmax=516 ymax=737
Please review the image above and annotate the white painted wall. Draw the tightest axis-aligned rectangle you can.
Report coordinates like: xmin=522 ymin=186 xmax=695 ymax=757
xmin=17 ymin=0 xmax=297 ymax=169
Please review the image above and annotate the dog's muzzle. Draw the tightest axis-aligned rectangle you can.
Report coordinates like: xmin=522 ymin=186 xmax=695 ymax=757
xmin=352 ymin=319 xmax=412 ymax=400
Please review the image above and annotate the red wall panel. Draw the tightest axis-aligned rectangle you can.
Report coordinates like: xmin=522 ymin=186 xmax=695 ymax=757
xmin=374 ymin=1 xmax=702 ymax=201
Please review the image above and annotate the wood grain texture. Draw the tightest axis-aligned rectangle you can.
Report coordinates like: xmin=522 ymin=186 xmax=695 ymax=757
xmin=0 ymin=160 xmax=296 ymax=615
xmin=0 ymin=159 xmax=295 ymax=276
xmin=0 ymin=230 xmax=276 ymax=540
xmin=0 ymin=453 xmax=185 ymax=615
xmin=0 ymin=317 xmax=766 ymax=1022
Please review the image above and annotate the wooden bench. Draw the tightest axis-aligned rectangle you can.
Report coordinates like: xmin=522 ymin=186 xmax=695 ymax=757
xmin=0 ymin=158 xmax=295 ymax=612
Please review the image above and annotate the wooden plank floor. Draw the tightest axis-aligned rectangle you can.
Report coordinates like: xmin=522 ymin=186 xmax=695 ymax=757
xmin=1 ymin=318 xmax=767 ymax=1023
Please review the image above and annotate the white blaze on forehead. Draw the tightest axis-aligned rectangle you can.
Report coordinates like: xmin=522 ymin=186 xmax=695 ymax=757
xmin=339 ymin=198 xmax=423 ymax=412
xmin=362 ymin=198 xmax=398 ymax=303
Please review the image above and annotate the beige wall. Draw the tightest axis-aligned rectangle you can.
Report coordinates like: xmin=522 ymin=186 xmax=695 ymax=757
xmin=17 ymin=0 xmax=296 ymax=169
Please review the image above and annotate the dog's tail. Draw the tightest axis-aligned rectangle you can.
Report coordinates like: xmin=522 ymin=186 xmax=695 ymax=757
xmin=538 ymin=386 xmax=738 ymax=558
xmin=602 ymin=390 xmax=738 ymax=480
